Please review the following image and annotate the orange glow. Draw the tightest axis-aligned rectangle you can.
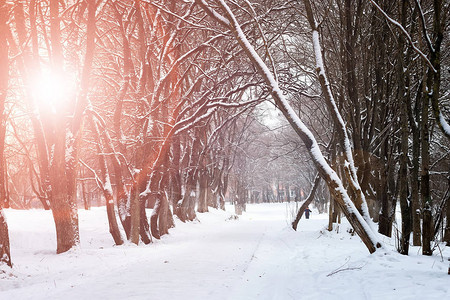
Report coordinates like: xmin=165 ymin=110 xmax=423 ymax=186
xmin=30 ymin=69 xmax=74 ymax=113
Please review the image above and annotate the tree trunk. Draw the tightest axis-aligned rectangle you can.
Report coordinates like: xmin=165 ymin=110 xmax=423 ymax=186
xmin=171 ymin=137 xmax=183 ymax=209
xmin=328 ymin=195 xmax=334 ymax=232
xmin=234 ymin=178 xmax=246 ymax=215
xmin=177 ymin=137 xmax=199 ymax=222
xmin=150 ymin=192 xmax=162 ymax=240
xmin=0 ymin=209 xmax=11 ymax=267
xmin=197 ymin=168 xmax=208 ymax=213
xmin=81 ymin=177 xmax=89 ymax=210
xmin=421 ymin=75 xmax=432 ymax=256
xmin=397 ymin=0 xmax=412 ymax=255
xmin=292 ymin=174 xmax=320 ymax=230
xmin=129 ymin=183 xmax=140 ymax=245
xmin=49 ymin=121 xmax=79 ymax=253
xmin=444 ymin=190 xmax=450 ymax=246
xmin=0 ymin=1 xmax=11 ymax=267
xmin=105 ymin=189 xmax=124 ymax=246
xmin=139 ymin=192 xmax=152 ymax=244
xmin=410 ymin=95 xmax=422 ymax=246
xmin=88 ymin=116 xmax=124 ymax=245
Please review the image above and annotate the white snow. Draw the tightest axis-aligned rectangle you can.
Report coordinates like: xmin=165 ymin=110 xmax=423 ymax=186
xmin=103 ymin=175 xmax=113 ymax=196
xmin=1 ymin=203 xmax=449 ymax=299
xmin=439 ymin=112 xmax=450 ymax=136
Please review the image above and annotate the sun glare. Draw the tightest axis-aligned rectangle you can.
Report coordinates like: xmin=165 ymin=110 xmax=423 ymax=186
xmin=30 ymin=70 xmax=74 ymax=114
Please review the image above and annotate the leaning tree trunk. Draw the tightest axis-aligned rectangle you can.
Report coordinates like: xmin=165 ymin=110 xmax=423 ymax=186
xmin=292 ymin=174 xmax=320 ymax=230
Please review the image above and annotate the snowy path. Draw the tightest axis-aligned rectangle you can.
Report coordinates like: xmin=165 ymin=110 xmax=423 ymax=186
xmin=1 ymin=203 xmax=449 ymax=299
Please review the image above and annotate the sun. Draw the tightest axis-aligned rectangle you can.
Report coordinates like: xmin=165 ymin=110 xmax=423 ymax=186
xmin=30 ymin=69 xmax=74 ymax=114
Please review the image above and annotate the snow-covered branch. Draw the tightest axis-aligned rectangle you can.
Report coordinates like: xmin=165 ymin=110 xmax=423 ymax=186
xmin=369 ymin=0 xmax=436 ymax=72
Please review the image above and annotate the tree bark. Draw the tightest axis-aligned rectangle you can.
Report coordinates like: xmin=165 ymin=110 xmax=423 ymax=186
xmin=444 ymin=185 xmax=450 ymax=246
xmin=410 ymin=88 xmax=422 ymax=246
xmin=397 ymin=0 xmax=412 ymax=255
xmin=421 ymin=74 xmax=432 ymax=256
xmin=129 ymin=181 xmax=141 ymax=245
xmin=0 ymin=209 xmax=11 ymax=267
xmin=197 ymin=168 xmax=209 ymax=213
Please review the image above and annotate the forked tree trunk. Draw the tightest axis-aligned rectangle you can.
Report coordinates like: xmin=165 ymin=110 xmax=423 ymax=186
xmin=176 ymin=137 xmax=200 ymax=221
xmin=177 ymin=170 xmax=197 ymax=222
xmin=88 ymin=116 xmax=124 ymax=245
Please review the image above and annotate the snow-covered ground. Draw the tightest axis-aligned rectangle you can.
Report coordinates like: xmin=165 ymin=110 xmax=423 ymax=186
xmin=1 ymin=203 xmax=449 ymax=299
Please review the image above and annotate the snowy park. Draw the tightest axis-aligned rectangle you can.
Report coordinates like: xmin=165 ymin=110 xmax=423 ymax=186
xmin=1 ymin=1 xmax=450 ymax=299
xmin=1 ymin=203 xmax=449 ymax=299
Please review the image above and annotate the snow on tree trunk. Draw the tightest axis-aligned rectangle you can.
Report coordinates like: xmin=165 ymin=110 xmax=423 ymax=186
xmin=105 ymin=184 xmax=124 ymax=246
xmin=50 ymin=127 xmax=80 ymax=254
xmin=87 ymin=115 xmax=124 ymax=245
xmin=302 ymin=0 xmax=374 ymax=231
